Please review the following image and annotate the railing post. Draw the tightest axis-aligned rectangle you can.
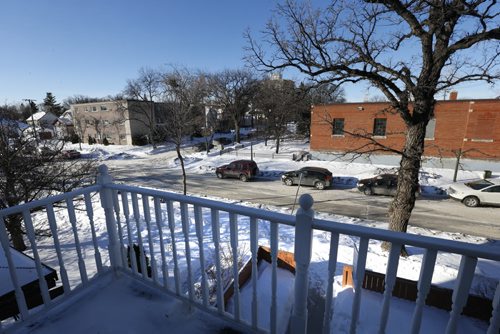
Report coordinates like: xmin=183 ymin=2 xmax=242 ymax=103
xmin=291 ymin=194 xmax=314 ymax=334
xmin=97 ymin=164 xmax=122 ymax=272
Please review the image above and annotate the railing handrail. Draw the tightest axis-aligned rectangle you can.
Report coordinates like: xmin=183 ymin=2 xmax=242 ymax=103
xmin=108 ymin=183 xmax=297 ymax=227
xmin=313 ymin=218 xmax=500 ymax=261
xmin=1 ymin=180 xmax=497 ymax=263
xmin=0 ymin=185 xmax=102 ymax=218
xmin=110 ymin=182 xmax=500 ymax=262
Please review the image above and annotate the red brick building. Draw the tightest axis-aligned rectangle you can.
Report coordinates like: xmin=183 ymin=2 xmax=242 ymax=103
xmin=310 ymin=96 xmax=500 ymax=160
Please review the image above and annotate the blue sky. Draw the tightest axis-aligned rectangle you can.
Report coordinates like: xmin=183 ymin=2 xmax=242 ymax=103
xmin=1 ymin=0 xmax=498 ymax=106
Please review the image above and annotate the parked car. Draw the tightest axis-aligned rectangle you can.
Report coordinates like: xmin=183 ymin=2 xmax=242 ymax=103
xmin=61 ymin=149 xmax=81 ymax=159
xmin=215 ymin=160 xmax=259 ymax=182
xmin=448 ymin=178 xmax=500 ymax=207
xmin=357 ymin=173 xmax=421 ymax=197
xmin=357 ymin=174 xmax=398 ymax=196
xmin=281 ymin=167 xmax=333 ymax=190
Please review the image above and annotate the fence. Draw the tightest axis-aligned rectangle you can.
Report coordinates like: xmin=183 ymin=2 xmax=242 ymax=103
xmin=0 ymin=165 xmax=499 ymax=334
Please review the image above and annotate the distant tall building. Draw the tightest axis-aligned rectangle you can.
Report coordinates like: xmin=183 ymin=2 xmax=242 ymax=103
xmin=269 ymin=72 xmax=283 ymax=81
xmin=71 ymin=100 xmax=161 ymax=145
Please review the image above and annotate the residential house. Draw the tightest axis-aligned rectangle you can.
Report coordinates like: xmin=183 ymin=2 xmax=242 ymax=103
xmin=310 ymin=92 xmax=500 ymax=160
xmin=25 ymin=111 xmax=58 ymax=140
xmin=26 ymin=111 xmax=58 ymax=129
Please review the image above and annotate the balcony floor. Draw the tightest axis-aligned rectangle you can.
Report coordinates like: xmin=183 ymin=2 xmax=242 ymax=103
xmin=9 ymin=271 xmax=249 ymax=334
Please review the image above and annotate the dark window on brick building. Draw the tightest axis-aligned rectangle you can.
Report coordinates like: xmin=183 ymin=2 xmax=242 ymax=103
xmin=373 ymin=118 xmax=387 ymax=136
xmin=332 ymin=118 xmax=344 ymax=135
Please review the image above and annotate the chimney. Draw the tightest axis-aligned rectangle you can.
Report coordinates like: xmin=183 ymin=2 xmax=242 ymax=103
xmin=449 ymin=91 xmax=458 ymax=100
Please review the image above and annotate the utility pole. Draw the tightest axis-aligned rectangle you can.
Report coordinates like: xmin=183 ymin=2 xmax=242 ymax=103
xmin=23 ymin=99 xmax=38 ymax=146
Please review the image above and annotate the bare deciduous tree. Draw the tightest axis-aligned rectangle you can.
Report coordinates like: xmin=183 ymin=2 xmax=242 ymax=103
xmin=0 ymin=110 xmax=96 ymax=250
xmin=253 ymin=77 xmax=303 ymax=153
xmin=209 ymin=69 xmax=258 ymax=143
xmin=159 ymin=68 xmax=207 ymax=195
xmin=246 ymin=0 xmax=499 ymax=254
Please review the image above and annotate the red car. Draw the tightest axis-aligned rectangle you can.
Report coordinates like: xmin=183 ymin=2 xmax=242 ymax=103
xmin=216 ymin=160 xmax=259 ymax=182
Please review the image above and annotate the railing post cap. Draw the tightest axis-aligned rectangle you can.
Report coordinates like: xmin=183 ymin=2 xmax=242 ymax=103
xmin=299 ymin=194 xmax=314 ymax=211
xmin=98 ymin=164 xmax=109 ymax=175
xmin=97 ymin=164 xmax=112 ymax=185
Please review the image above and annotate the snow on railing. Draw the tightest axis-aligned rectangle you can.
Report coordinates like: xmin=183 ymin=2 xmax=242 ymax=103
xmin=1 ymin=165 xmax=500 ymax=334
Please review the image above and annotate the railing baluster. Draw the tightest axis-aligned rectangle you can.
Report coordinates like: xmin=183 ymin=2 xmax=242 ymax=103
xmin=0 ymin=216 xmax=29 ymax=319
xmin=167 ymin=200 xmax=181 ymax=296
xmin=65 ymin=198 xmax=88 ymax=285
xmin=322 ymin=232 xmax=340 ymax=334
xmin=121 ymin=191 xmax=138 ymax=274
xmin=154 ymin=197 xmax=169 ymax=290
xmin=181 ymin=202 xmax=194 ymax=300
xmin=487 ymin=281 xmax=500 ymax=334
xmin=410 ymin=248 xmax=437 ymax=334
xmin=378 ymin=242 xmax=402 ymax=334
xmin=194 ymin=205 xmax=209 ymax=307
xmin=131 ymin=193 xmax=148 ymax=279
xmin=142 ymin=195 xmax=158 ymax=283
xmin=270 ymin=221 xmax=278 ymax=334
xmin=84 ymin=193 xmax=103 ymax=272
xmin=46 ymin=204 xmax=70 ymax=293
xmin=350 ymin=237 xmax=369 ymax=334
xmin=229 ymin=212 xmax=240 ymax=321
xmin=22 ymin=210 xmax=51 ymax=306
xmin=445 ymin=255 xmax=478 ymax=334
xmin=211 ymin=209 xmax=225 ymax=314
xmin=112 ymin=191 xmax=127 ymax=269
xmin=250 ymin=217 xmax=258 ymax=329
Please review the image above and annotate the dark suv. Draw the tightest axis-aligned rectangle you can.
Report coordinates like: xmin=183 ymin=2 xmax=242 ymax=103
xmin=357 ymin=174 xmax=421 ymax=197
xmin=357 ymin=174 xmax=398 ymax=196
xmin=281 ymin=167 xmax=333 ymax=190
xmin=216 ymin=160 xmax=259 ymax=182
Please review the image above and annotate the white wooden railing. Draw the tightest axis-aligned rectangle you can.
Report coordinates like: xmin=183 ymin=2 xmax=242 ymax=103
xmin=0 ymin=165 xmax=499 ymax=334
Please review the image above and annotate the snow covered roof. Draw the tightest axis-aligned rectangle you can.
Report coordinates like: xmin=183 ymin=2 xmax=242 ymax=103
xmin=30 ymin=111 xmax=47 ymax=121
xmin=0 ymin=246 xmax=54 ymax=296
xmin=28 ymin=112 xmax=58 ymax=122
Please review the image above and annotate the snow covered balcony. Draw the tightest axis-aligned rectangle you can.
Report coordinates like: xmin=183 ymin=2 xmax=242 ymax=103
xmin=1 ymin=165 xmax=500 ymax=333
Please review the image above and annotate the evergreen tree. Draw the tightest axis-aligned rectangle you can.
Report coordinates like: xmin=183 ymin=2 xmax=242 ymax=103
xmin=43 ymin=92 xmax=63 ymax=117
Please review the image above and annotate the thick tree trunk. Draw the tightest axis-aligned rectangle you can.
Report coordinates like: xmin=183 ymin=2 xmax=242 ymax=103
xmin=384 ymin=121 xmax=426 ymax=255
xmin=6 ymin=214 xmax=27 ymax=251
xmin=176 ymin=145 xmax=187 ymax=195
xmin=234 ymin=120 xmax=241 ymax=143
xmin=275 ymin=135 xmax=280 ymax=154
xmin=150 ymin=128 xmax=157 ymax=149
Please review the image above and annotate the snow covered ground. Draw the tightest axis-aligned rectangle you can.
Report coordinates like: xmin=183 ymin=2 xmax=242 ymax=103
xmin=5 ymin=136 xmax=500 ymax=333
